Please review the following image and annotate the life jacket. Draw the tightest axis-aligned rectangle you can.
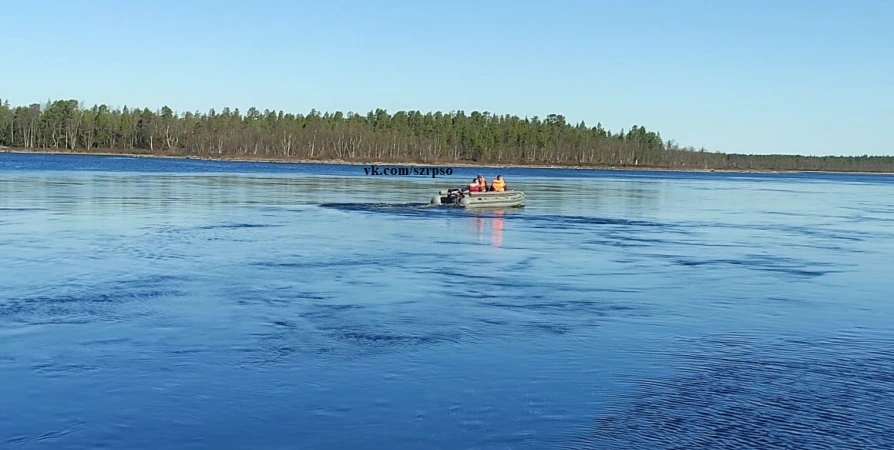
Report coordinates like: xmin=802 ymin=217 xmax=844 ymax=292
xmin=468 ymin=182 xmax=481 ymax=192
xmin=477 ymin=178 xmax=487 ymax=190
xmin=491 ymin=179 xmax=505 ymax=191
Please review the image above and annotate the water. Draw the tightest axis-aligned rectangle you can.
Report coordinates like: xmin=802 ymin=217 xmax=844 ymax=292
xmin=2 ymin=152 xmax=893 ymax=449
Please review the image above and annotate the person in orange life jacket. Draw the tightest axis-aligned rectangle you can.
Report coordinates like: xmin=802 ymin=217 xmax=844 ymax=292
xmin=490 ymin=175 xmax=506 ymax=192
xmin=476 ymin=174 xmax=488 ymax=191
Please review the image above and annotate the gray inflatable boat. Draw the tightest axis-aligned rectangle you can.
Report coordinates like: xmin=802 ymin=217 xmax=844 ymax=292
xmin=431 ymin=188 xmax=525 ymax=208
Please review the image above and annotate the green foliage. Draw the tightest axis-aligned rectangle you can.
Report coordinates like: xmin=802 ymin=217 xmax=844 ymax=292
xmin=0 ymin=98 xmax=892 ymax=172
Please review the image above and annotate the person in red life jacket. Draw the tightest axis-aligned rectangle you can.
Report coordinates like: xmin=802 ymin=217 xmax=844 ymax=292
xmin=467 ymin=178 xmax=482 ymax=192
xmin=459 ymin=178 xmax=482 ymax=196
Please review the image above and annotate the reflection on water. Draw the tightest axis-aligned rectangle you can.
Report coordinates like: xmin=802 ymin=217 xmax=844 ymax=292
xmin=493 ymin=211 xmax=504 ymax=248
xmin=469 ymin=210 xmax=505 ymax=248
xmin=2 ymin=153 xmax=894 ymax=449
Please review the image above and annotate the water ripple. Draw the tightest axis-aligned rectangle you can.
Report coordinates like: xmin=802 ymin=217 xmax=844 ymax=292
xmin=0 ymin=274 xmax=187 ymax=325
xmin=569 ymin=332 xmax=894 ymax=450
xmin=195 ymin=222 xmax=281 ymax=230
xmin=669 ymin=255 xmax=839 ymax=278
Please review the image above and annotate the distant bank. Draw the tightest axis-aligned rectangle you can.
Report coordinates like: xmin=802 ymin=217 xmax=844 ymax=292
xmin=5 ymin=146 xmax=894 ymax=176
xmin=2 ymin=99 xmax=893 ymax=174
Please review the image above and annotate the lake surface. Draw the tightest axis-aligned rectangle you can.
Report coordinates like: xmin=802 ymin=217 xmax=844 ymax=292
xmin=2 ymin=152 xmax=893 ymax=449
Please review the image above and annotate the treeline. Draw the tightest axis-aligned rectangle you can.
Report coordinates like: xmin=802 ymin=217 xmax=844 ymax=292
xmin=1 ymin=98 xmax=892 ymax=172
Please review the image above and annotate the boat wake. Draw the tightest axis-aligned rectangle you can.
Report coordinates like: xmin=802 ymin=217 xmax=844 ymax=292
xmin=319 ymin=202 xmax=436 ymax=211
xmin=318 ymin=202 xmax=452 ymax=218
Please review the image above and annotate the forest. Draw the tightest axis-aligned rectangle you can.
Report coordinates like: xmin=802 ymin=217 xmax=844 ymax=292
xmin=1 ymin=98 xmax=892 ymax=172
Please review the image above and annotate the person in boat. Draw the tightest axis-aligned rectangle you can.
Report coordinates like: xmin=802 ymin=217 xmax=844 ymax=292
xmin=490 ymin=175 xmax=506 ymax=192
xmin=459 ymin=178 xmax=483 ymax=195
xmin=476 ymin=174 xmax=488 ymax=191
xmin=456 ymin=175 xmax=491 ymax=197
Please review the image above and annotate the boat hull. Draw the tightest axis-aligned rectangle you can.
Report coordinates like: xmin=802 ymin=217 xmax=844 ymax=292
xmin=432 ymin=190 xmax=525 ymax=208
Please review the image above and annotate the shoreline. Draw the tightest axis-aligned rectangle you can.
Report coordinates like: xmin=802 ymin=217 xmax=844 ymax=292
xmin=3 ymin=147 xmax=894 ymax=176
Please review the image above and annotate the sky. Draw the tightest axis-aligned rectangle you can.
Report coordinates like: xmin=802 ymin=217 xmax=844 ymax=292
xmin=1 ymin=0 xmax=892 ymax=156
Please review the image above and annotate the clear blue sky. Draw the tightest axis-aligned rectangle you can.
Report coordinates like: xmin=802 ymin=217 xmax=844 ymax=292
xmin=2 ymin=0 xmax=892 ymax=156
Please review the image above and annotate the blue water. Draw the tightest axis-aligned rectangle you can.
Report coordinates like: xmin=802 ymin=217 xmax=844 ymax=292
xmin=2 ymin=152 xmax=893 ymax=449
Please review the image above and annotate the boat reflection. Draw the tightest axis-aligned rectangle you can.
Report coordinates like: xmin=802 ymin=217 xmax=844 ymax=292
xmin=470 ymin=209 xmax=506 ymax=248
xmin=492 ymin=210 xmax=503 ymax=247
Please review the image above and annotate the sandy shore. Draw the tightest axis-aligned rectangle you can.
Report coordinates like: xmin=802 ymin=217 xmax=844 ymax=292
xmin=3 ymin=147 xmax=893 ymax=176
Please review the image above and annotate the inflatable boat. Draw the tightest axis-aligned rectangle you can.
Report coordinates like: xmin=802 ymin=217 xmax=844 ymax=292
xmin=430 ymin=189 xmax=525 ymax=208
